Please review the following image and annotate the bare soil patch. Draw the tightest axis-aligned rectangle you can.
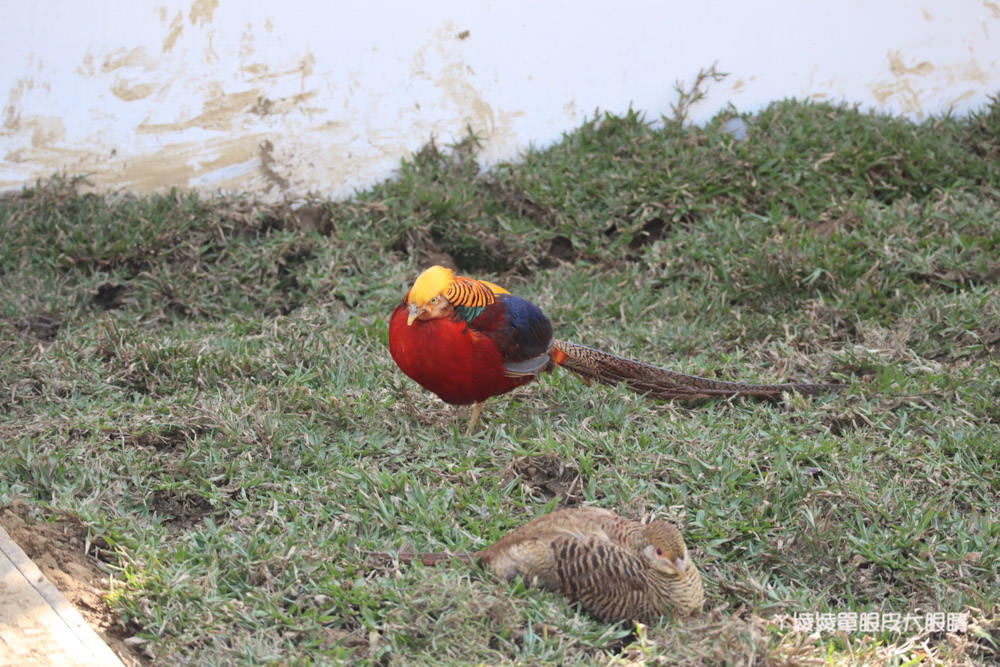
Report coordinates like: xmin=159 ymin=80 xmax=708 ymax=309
xmin=0 ymin=501 xmax=145 ymax=666
xmin=500 ymin=453 xmax=586 ymax=505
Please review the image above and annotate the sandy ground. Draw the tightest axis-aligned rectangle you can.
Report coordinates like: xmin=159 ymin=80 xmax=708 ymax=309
xmin=0 ymin=502 xmax=144 ymax=666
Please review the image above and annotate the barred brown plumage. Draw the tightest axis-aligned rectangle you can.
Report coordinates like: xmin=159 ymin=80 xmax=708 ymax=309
xmin=553 ymin=339 xmax=840 ymax=401
xmin=365 ymin=506 xmax=704 ymax=622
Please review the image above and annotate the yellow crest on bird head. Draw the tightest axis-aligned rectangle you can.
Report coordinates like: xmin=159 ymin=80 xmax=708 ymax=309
xmin=408 ymin=266 xmax=455 ymax=305
xmin=407 ymin=265 xmax=509 ymax=307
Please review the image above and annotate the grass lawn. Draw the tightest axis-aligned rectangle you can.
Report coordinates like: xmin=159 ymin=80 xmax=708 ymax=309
xmin=1 ymin=98 xmax=998 ymax=665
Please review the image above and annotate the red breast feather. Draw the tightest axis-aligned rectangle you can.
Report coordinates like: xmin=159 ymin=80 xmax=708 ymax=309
xmin=389 ymin=301 xmax=534 ymax=405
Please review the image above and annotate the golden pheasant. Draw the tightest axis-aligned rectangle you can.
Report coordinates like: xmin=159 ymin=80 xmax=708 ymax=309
xmin=389 ymin=265 xmax=839 ymax=433
xmin=370 ymin=506 xmax=704 ymax=622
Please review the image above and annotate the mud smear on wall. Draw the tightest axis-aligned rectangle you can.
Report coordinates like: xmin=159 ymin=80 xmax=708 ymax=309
xmin=96 ymin=133 xmax=289 ymax=194
xmin=111 ymin=81 xmax=156 ymax=102
xmin=1 ymin=13 xmax=529 ymax=199
xmin=2 ymin=6 xmax=998 ymax=199
xmin=868 ymin=49 xmax=992 ymax=117
xmin=189 ymin=0 xmax=220 ymax=26
xmin=3 ymin=77 xmax=31 ymax=130
xmin=162 ymin=10 xmax=185 ymax=53
xmin=137 ymin=90 xmax=262 ymax=133
xmin=418 ymin=22 xmax=526 ymax=164
xmin=0 ymin=5 xmax=345 ymax=198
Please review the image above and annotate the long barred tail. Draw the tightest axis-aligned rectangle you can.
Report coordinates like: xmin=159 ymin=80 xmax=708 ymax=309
xmin=551 ymin=339 xmax=841 ymax=401
xmin=363 ymin=550 xmax=476 ymax=567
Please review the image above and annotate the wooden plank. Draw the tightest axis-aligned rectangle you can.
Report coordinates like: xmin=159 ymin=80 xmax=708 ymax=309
xmin=0 ymin=525 xmax=124 ymax=667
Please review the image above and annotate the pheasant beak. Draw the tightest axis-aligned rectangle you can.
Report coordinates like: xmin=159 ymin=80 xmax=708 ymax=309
xmin=406 ymin=303 xmax=421 ymax=326
xmin=674 ymin=556 xmax=687 ymax=574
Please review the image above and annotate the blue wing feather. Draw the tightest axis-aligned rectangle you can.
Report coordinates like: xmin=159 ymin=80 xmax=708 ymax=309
xmin=467 ymin=294 xmax=554 ymax=375
xmin=498 ymin=295 xmax=554 ymax=359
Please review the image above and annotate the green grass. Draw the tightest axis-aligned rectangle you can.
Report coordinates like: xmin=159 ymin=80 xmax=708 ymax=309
xmin=1 ymin=97 xmax=999 ymax=665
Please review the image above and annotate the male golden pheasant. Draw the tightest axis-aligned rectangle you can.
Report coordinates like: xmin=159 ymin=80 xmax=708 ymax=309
xmin=369 ymin=506 xmax=704 ymax=622
xmin=389 ymin=265 xmax=837 ymax=433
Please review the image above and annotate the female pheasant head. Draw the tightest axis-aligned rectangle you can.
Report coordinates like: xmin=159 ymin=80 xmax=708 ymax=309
xmin=641 ymin=521 xmax=704 ymax=616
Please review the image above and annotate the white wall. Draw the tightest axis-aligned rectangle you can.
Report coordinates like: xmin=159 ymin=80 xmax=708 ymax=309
xmin=2 ymin=1 xmax=998 ymax=200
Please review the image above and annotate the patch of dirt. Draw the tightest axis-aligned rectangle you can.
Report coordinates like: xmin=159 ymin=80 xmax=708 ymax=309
xmin=628 ymin=217 xmax=673 ymax=251
xmin=820 ymin=409 xmax=873 ymax=436
xmin=11 ymin=313 xmax=62 ymax=341
xmin=0 ymin=501 xmax=146 ymax=665
xmin=910 ymin=264 xmax=1000 ymax=292
xmin=545 ymin=235 xmax=576 ymax=264
xmin=812 ymin=209 xmax=863 ymax=238
xmin=94 ymin=283 xmax=128 ymax=310
xmin=118 ymin=423 xmax=198 ymax=454
xmin=148 ymin=489 xmax=215 ymax=528
xmin=500 ymin=454 xmax=585 ymax=505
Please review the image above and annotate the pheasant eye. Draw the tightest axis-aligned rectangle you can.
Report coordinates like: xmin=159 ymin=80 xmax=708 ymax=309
xmin=655 ymin=547 xmax=664 ymax=557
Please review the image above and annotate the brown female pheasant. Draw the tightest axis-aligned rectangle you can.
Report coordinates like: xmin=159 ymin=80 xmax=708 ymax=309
xmin=369 ymin=506 xmax=704 ymax=622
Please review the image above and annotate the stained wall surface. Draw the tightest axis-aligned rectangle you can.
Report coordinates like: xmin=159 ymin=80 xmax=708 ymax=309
xmin=2 ymin=1 xmax=998 ymax=199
